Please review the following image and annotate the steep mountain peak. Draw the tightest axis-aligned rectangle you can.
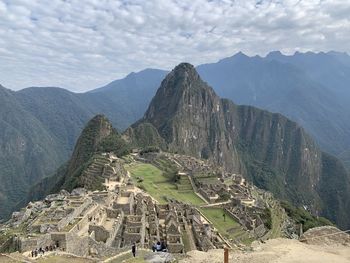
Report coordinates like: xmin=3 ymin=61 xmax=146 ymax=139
xmin=143 ymin=63 xmax=217 ymax=129
xmin=67 ymin=114 xmax=114 ymax=173
xmin=234 ymin=51 xmax=248 ymax=58
xmin=169 ymin=62 xmax=201 ymax=85
xmin=215 ymin=51 xmax=250 ymax=65
xmin=266 ymin=50 xmax=283 ymax=59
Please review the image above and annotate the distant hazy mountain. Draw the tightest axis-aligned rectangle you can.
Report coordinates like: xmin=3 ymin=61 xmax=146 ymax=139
xmin=197 ymin=52 xmax=350 ymax=165
xmin=127 ymin=63 xmax=350 ymax=229
xmin=83 ymin=68 xmax=167 ymax=129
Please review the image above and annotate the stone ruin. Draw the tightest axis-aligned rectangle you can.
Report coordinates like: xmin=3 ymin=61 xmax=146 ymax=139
xmin=3 ymin=155 xmax=226 ymax=258
xmin=1 ymin=152 xmax=283 ymax=259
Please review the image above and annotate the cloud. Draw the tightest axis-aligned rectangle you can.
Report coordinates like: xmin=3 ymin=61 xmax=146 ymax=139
xmin=0 ymin=0 xmax=349 ymax=92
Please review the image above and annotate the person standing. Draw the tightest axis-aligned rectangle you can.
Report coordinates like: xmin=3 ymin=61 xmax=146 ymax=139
xmin=131 ymin=243 xmax=136 ymax=257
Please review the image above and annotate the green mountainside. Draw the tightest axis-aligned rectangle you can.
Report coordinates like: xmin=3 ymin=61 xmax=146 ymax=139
xmin=0 ymin=86 xmax=66 ymax=219
xmin=25 ymin=115 xmax=130 ymax=203
xmin=127 ymin=63 xmax=350 ymax=229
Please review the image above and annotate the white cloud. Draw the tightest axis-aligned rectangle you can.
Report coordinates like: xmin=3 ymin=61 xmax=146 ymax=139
xmin=0 ymin=0 xmax=349 ymax=92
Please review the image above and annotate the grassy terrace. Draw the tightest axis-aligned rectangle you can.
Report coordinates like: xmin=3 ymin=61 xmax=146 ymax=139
xmin=126 ymin=162 xmax=204 ymax=206
xmin=199 ymin=207 xmax=253 ymax=245
xmin=126 ymin=162 xmax=253 ymax=246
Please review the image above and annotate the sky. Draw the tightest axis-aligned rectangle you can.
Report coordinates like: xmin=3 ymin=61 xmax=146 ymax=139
xmin=0 ymin=0 xmax=349 ymax=92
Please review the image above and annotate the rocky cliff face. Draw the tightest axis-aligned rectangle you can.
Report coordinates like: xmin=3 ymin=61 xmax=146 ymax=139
xmin=139 ymin=63 xmax=242 ymax=172
xmin=127 ymin=63 xmax=350 ymax=229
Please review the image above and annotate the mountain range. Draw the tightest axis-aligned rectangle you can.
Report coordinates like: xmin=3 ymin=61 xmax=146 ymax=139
xmin=25 ymin=62 xmax=350 ymax=230
xmin=0 ymin=51 xmax=349 ymax=224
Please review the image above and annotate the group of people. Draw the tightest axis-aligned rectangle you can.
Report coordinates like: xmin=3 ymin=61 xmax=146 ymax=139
xmin=130 ymin=240 xmax=168 ymax=258
xmin=30 ymin=245 xmax=57 ymax=257
xmin=152 ymin=240 xmax=168 ymax=252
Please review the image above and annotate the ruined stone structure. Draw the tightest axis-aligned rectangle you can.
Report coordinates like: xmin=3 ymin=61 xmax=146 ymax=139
xmin=2 ymin=154 xmax=228 ymax=258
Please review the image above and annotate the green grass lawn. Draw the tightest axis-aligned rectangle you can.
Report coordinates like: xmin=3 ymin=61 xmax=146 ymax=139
xmin=200 ymin=207 xmax=253 ymax=245
xmin=126 ymin=163 xmax=204 ymax=206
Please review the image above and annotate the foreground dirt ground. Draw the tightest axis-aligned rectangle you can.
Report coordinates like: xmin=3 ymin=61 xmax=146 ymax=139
xmin=180 ymin=238 xmax=350 ymax=263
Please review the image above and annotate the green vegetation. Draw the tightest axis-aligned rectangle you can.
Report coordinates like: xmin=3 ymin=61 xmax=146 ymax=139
xmin=126 ymin=122 xmax=166 ymax=149
xmin=261 ymin=208 xmax=272 ymax=229
xmin=127 ymin=163 xmax=204 ymax=206
xmin=281 ymin=201 xmax=333 ymax=232
xmin=269 ymin=206 xmax=285 ymax=238
xmin=140 ymin=146 xmax=160 ymax=155
xmin=98 ymin=131 xmax=130 ymax=156
xmin=199 ymin=207 xmax=252 ymax=245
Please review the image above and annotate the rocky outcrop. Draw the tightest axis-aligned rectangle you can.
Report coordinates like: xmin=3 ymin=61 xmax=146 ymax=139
xmin=301 ymin=226 xmax=350 ymax=246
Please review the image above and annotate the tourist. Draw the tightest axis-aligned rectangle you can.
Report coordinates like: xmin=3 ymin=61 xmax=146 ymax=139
xmin=31 ymin=250 xmax=34 ymax=257
xmin=152 ymin=242 xmax=156 ymax=252
xmin=156 ymin=241 xmax=162 ymax=252
xmin=161 ymin=241 xmax=168 ymax=252
xmin=131 ymin=242 xmax=136 ymax=257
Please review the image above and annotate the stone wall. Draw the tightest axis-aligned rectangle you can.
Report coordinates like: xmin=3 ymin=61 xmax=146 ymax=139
xmin=57 ymin=198 xmax=92 ymax=231
xmin=50 ymin=232 xmax=68 ymax=250
xmin=66 ymin=234 xmax=89 ymax=256
xmin=106 ymin=213 xmax=123 ymax=247
xmin=106 ymin=208 xmax=121 ymax=218
xmin=167 ymin=242 xmax=184 ymax=253
xmin=19 ymin=234 xmax=52 ymax=252
xmin=89 ymin=225 xmax=110 ymax=243
xmin=19 ymin=237 xmax=37 ymax=252
xmin=69 ymin=204 xmax=99 ymax=235
xmin=253 ymin=224 xmax=266 ymax=238
xmin=123 ymin=233 xmax=142 ymax=245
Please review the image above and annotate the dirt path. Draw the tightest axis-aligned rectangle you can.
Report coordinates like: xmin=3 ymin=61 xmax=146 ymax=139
xmin=180 ymin=238 xmax=350 ymax=263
